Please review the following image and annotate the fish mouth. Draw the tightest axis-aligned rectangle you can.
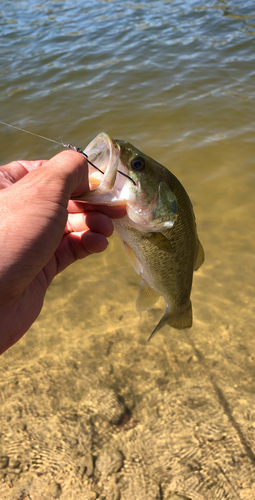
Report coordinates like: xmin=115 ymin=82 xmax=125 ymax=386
xmin=72 ymin=132 xmax=131 ymax=205
xmin=85 ymin=132 xmax=118 ymax=189
xmin=84 ymin=133 xmax=132 ymax=204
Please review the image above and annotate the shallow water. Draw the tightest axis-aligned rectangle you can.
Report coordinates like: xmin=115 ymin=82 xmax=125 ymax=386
xmin=0 ymin=1 xmax=255 ymax=498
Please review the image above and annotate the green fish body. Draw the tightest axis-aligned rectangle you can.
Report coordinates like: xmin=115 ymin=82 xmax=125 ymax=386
xmin=73 ymin=133 xmax=204 ymax=339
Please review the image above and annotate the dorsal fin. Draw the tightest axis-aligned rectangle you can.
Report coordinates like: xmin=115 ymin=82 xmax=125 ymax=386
xmin=194 ymin=239 xmax=204 ymax=271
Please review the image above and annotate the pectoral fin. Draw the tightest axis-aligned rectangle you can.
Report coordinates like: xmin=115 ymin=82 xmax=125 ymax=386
xmin=136 ymin=280 xmax=160 ymax=312
xmin=147 ymin=301 xmax=193 ymax=341
xmin=146 ymin=232 xmax=173 ymax=253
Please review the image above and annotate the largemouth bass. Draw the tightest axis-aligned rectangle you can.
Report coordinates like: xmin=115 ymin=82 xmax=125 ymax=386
xmin=73 ymin=133 xmax=204 ymax=339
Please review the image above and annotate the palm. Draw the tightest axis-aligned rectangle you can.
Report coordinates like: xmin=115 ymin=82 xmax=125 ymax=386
xmin=0 ymin=153 xmax=126 ymax=354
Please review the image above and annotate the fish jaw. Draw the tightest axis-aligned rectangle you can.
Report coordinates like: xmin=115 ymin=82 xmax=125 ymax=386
xmin=72 ymin=132 xmax=130 ymax=206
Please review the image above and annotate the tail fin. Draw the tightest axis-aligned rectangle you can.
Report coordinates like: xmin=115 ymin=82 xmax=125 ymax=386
xmin=147 ymin=302 xmax=192 ymax=341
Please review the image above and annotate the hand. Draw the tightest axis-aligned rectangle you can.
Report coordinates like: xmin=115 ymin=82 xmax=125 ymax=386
xmin=0 ymin=150 xmax=126 ymax=354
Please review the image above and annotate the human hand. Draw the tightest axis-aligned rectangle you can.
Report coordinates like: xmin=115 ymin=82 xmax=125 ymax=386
xmin=0 ymin=150 xmax=126 ymax=354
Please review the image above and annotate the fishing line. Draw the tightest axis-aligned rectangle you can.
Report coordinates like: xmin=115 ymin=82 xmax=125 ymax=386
xmin=0 ymin=120 xmax=135 ymax=185
xmin=0 ymin=120 xmax=63 ymax=146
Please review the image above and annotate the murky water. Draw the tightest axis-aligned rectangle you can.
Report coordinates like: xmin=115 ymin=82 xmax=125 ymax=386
xmin=0 ymin=1 xmax=255 ymax=498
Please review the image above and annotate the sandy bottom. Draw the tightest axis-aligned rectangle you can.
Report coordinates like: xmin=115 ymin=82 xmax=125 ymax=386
xmin=0 ymin=235 xmax=255 ymax=500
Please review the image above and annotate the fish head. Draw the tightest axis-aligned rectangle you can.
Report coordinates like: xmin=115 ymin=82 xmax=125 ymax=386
xmin=73 ymin=133 xmax=177 ymax=232
xmin=115 ymin=139 xmax=177 ymax=232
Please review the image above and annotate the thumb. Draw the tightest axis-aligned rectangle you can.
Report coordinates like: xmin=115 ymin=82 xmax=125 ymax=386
xmin=28 ymin=150 xmax=89 ymax=208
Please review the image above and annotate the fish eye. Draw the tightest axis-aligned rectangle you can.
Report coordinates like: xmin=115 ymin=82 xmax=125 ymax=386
xmin=131 ymin=156 xmax=145 ymax=171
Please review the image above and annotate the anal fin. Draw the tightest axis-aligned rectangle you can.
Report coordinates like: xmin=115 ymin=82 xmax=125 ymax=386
xmin=136 ymin=280 xmax=160 ymax=312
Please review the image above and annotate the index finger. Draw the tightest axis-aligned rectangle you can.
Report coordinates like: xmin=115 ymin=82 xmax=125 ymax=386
xmin=0 ymin=160 xmax=47 ymax=189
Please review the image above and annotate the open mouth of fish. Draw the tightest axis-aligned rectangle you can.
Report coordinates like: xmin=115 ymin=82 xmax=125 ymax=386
xmin=82 ymin=132 xmax=131 ymax=206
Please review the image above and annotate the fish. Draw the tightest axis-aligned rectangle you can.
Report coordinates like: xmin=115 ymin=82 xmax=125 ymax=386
xmin=72 ymin=132 xmax=204 ymax=339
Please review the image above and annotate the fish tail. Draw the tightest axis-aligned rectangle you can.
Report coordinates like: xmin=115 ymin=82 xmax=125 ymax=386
xmin=147 ymin=302 xmax=192 ymax=341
